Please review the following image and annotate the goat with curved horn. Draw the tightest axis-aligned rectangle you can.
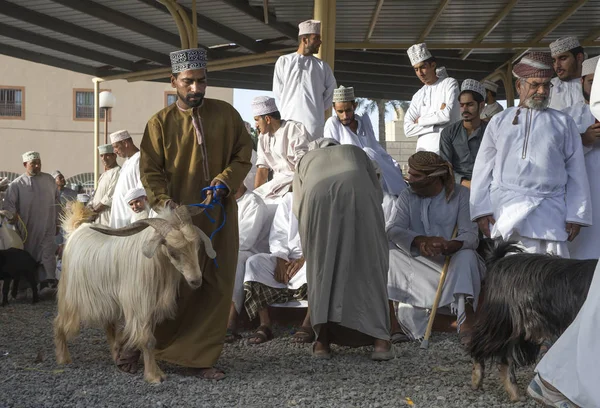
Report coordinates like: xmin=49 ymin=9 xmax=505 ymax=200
xmin=90 ymin=218 xmax=172 ymax=237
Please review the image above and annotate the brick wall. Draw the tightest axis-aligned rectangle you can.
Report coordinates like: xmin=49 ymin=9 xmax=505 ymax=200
xmin=382 ymin=140 xmax=417 ymax=170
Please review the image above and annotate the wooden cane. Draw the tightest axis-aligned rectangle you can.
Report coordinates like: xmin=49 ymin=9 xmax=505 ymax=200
xmin=420 ymin=224 xmax=459 ymax=350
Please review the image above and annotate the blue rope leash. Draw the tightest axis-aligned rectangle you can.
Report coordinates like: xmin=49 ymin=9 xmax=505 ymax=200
xmin=187 ymin=185 xmax=228 ymax=267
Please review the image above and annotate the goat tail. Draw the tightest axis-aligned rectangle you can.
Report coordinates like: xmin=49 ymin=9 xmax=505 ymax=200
xmin=61 ymin=201 xmax=95 ymax=237
xmin=478 ymin=238 xmax=523 ymax=270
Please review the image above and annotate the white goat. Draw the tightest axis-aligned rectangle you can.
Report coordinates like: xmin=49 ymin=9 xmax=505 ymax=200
xmin=54 ymin=203 xmax=216 ymax=383
xmin=0 ymin=210 xmax=24 ymax=250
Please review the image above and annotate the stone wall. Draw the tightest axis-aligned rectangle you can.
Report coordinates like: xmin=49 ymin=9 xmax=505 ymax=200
xmin=382 ymin=140 xmax=417 ymax=170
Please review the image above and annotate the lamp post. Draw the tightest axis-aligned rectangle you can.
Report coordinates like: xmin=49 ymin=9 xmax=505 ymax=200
xmin=98 ymin=91 xmax=116 ymax=144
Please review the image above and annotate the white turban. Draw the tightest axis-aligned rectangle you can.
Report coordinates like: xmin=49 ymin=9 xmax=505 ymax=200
xmin=109 ymin=130 xmax=131 ymax=144
xmin=482 ymin=79 xmax=499 ymax=93
xmin=251 ymin=96 xmax=278 ymax=117
xmin=123 ymin=187 xmax=147 ymax=204
xmin=22 ymin=151 xmax=40 ymax=163
xmin=298 ymin=20 xmax=321 ymax=36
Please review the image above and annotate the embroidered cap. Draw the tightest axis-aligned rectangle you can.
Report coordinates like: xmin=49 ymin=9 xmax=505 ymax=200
xmin=51 ymin=170 xmax=62 ymax=179
xmin=98 ymin=144 xmax=114 ymax=154
xmin=332 ymin=85 xmax=355 ymax=103
xmin=407 ymin=43 xmax=432 ymax=66
xmin=461 ymin=79 xmax=486 ymax=100
xmin=436 ymin=66 xmax=448 ymax=79
xmin=298 ymin=20 xmax=321 ymax=36
xmin=482 ymin=79 xmax=499 ymax=93
xmin=170 ymin=48 xmax=207 ymax=74
xmin=109 ymin=130 xmax=131 ymax=144
xmin=549 ymin=36 xmax=581 ymax=57
xmin=22 ymin=151 xmax=40 ymax=163
xmin=582 ymin=55 xmax=599 ymax=77
xmin=251 ymin=96 xmax=278 ymax=116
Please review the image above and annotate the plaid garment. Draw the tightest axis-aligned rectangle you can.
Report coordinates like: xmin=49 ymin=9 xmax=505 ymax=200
xmin=244 ymin=282 xmax=308 ymax=320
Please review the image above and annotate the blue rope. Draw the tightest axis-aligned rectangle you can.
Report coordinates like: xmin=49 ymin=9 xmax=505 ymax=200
xmin=187 ymin=185 xmax=228 ymax=267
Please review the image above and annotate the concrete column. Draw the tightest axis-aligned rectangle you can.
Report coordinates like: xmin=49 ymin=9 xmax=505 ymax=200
xmin=314 ymin=0 xmax=336 ymax=119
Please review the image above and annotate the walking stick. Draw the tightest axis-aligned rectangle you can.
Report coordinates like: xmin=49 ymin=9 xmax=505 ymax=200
xmin=420 ymin=224 xmax=459 ymax=350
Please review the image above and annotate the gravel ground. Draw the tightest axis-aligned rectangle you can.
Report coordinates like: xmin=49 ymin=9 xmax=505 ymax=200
xmin=0 ymin=290 xmax=539 ymax=408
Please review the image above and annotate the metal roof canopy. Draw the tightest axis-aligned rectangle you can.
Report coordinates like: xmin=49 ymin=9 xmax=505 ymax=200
xmin=2 ymin=0 xmax=600 ymax=102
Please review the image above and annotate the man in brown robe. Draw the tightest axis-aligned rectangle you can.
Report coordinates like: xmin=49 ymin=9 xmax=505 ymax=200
xmin=139 ymin=48 xmax=252 ymax=380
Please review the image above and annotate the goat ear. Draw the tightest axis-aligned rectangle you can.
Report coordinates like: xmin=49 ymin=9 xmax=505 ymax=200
xmin=195 ymin=227 xmax=216 ymax=259
xmin=142 ymin=233 xmax=165 ymax=258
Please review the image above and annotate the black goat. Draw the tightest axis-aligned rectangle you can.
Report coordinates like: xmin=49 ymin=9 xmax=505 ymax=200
xmin=0 ymin=248 xmax=39 ymax=306
xmin=468 ymin=240 xmax=596 ymax=401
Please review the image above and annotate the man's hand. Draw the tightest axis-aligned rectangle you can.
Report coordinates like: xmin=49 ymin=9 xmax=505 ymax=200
xmin=460 ymin=179 xmax=471 ymax=189
xmin=440 ymin=103 xmax=447 ymax=110
xmin=286 ymin=258 xmax=305 ymax=280
xmin=435 ymin=240 xmax=463 ymax=256
xmin=414 ymin=236 xmax=446 ymax=257
xmin=275 ymin=258 xmax=289 ymax=284
xmin=476 ymin=215 xmax=496 ymax=238
xmin=93 ymin=203 xmax=108 ymax=213
xmin=414 ymin=116 xmax=419 ymax=124
xmin=210 ymin=179 xmax=229 ymax=199
xmin=566 ymin=223 xmax=582 ymax=242
xmin=581 ymin=123 xmax=600 ymax=147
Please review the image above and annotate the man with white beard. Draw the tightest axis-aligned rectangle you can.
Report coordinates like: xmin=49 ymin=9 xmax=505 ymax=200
xmin=470 ymin=52 xmax=591 ymax=257
xmin=563 ymin=55 xmax=600 ymax=259
xmin=123 ymin=187 xmax=155 ymax=223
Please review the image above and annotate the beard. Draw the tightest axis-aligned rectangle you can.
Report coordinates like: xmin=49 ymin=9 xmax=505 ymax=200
xmin=583 ymin=90 xmax=591 ymax=102
xmin=178 ymin=91 xmax=204 ymax=108
xmin=131 ymin=208 xmax=150 ymax=222
xmin=524 ymin=94 xmax=549 ymax=110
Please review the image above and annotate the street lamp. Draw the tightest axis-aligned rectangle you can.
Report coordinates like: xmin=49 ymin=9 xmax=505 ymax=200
xmin=99 ymin=91 xmax=116 ymax=144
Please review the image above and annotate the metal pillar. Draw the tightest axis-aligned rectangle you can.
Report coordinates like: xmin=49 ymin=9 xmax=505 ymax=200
xmin=314 ymin=0 xmax=336 ymax=118
xmin=505 ymin=63 xmax=515 ymax=107
xmin=92 ymin=78 xmax=101 ymax=188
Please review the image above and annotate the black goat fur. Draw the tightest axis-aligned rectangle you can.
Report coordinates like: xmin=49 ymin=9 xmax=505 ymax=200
xmin=469 ymin=239 xmax=596 ymax=369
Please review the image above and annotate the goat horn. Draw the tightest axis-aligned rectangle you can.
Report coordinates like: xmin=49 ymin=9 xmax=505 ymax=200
xmin=136 ymin=218 xmax=173 ymax=237
xmin=175 ymin=205 xmax=193 ymax=223
xmin=89 ymin=221 xmax=150 ymax=236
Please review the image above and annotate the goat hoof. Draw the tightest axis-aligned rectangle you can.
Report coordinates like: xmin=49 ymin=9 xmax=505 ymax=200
xmin=145 ymin=373 xmax=166 ymax=384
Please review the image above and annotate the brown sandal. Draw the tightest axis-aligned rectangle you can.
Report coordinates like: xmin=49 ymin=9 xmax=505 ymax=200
xmin=292 ymin=326 xmax=315 ymax=343
xmin=248 ymin=325 xmax=273 ymax=345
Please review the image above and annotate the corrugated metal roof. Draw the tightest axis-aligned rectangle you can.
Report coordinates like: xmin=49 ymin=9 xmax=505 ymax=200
xmin=0 ymin=0 xmax=597 ymax=100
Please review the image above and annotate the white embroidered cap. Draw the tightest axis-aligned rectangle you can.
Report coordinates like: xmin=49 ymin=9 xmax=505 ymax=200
xmin=407 ymin=43 xmax=432 ymax=66
xmin=582 ymin=55 xmax=600 ymax=77
xmin=549 ymin=36 xmax=580 ymax=57
xmin=109 ymin=130 xmax=131 ymax=144
xmin=51 ymin=170 xmax=62 ymax=179
xmin=77 ymin=194 xmax=90 ymax=203
xmin=98 ymin=144 xmax=114 ymax=154
xmin=298 ymin=20 xmax=321 ymax=36
xmin=436 ymin=66 xmax=448 ymax=79
xmin=332 ymin=85 xmax=355 ymax=103
xmin=22 ymin=151 xmax=40 ymax=163
xmin=482 ymin=79 xmax=499 ymax=93
xmin=461 ymin=79 xmax=487 ymax=100
xmin=123 ymin=187 xmax=147 ymax=204
xmin=169 ymin=48 xmax=207 ymax=74
xmin=251 ymin=96 xmax=278 ymax=116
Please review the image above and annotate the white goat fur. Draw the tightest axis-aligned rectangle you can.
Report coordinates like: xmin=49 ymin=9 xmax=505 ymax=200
xmin=54 ymin=203 xmax=214 ymax=383
xmin=0 ymin=212 xmax=24 ymax=250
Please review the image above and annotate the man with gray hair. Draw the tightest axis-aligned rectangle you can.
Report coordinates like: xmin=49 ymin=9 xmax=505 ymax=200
xmin=273 ymin=19 xmax=337 ymax=140
xmin=470 ymin=52 xmax=591 ymax=257
xmin=479 ymin=79 xmax=504 ymax=121
xmin=89 ymin=144 xmax=120 ymax=226
xmin=324 ymin=85 xmax=406 ymax=195
xmin=549 ymin=36 xmax=585 ymax=111
xmin=2 ymin=151 xmax=59 ymax=285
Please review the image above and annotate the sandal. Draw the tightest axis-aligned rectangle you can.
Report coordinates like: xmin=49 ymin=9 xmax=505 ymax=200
xmin=311 ymin=342 xmax=332 ymax=359
xmin=116 ymin=347 xmax=141 ymax=374
xmin=292 ymin=326 xmax=315 ymax=343
xmin=248 ymin=325 xmax=273 ymax=345
xmin=224 ymin=328 xmax=241 ymax=343
xmin=391 ymin=331 xmax=410 ymax=344
xmin=196 ymin=367 xmax=226 ymax=381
